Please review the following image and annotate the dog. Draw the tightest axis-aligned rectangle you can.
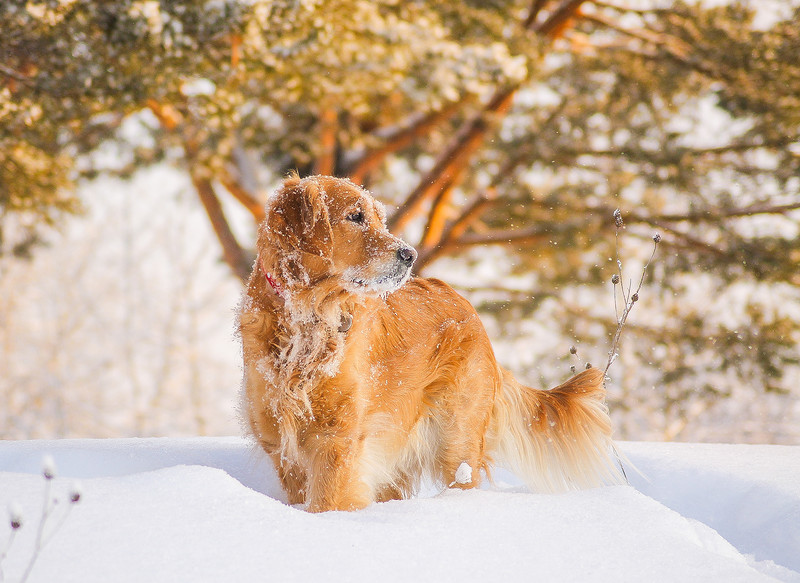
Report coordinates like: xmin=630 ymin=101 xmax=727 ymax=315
xmin=239 ymin=174 xmax=624 ymax=512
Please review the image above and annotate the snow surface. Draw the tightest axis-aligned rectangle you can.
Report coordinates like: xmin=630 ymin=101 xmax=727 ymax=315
xmin=0 ymin=438 xmax=798 ymax=583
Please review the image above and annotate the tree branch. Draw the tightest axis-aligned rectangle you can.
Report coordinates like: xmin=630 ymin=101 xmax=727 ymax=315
xmin=388 ymin=87 xmax=515 ymax=233
xmin=416 ymin=189 xmax=499 ymax=271
xmin=415 ymin=142 xmax=557 ymax=270
xmin=0 ymin=63 xmax=35 ymax=87
xmin=534 ymin=0 xmax=588 ymax=38
xmin=346 ymin=100 xmax=466 ymax=184
xmin=420 ymin=194 xmax=792 ymax=272
xmin=580 ymin=201 xmax=800 ymax=226
xmin=149 ymin=99 xmax=254 ymax=282
xmin=220 ymin=171 xmax=265 ymax=223
xmin=146 ymin=99 xmax=183 ymax=131
xmin=427 ymin=223 xmax=557 ymax=257
xmin=314 ymin=107 xmax=338 ymax=176
xmin=571 ymin=3 xmax=737 ymax=86
xmin=191 ymin=174 xmax=252 ymax=282
xmin=590 ymin=36 xmax=721 ymax=81
xmin=558 ymin=138 xmax=796 ymax=167
xmin=419 ymin=174 xmax=458 ymax=249
xmin=590 ymin=1 xmax=687 ymax=17
xmin=637 ymin=219 xmax=728 ymax=258
xmin=523 ymin=0 xmax=552 ymax=29
xmin=387 ymin=1 xmax=592 ymax=236
xmin=580 ymin=11 xmax=691 ymax=57
xmin=641 ymin=202 xmax=800 ymax=224
xmin=417 ymin=221 xmax=561 ymax=274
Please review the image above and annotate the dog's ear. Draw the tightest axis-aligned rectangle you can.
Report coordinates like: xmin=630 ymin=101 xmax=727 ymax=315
xmin=262 ymin=175 xmax=333 ymax=259
xmin=293 ymin=178 xmax=329 ymax=237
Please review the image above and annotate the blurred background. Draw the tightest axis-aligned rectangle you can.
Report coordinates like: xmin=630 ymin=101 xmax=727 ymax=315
xmin=1 ymin=0 xmax=798 ymax=443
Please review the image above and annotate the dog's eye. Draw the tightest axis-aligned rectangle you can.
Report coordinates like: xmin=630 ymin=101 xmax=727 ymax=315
xmin=346 ymin=211 xmax=365 ymax=224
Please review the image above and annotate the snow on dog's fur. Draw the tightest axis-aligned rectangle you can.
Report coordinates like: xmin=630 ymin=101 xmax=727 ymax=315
xmin=239 ymin=174 xmax=624 ymax=512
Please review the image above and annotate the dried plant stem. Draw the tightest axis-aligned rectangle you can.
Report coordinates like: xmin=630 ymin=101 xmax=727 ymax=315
xmin=1 ymin=458 xmax=81 ymax=583
xmin=18 ymin=479 xmax=52 ymax=583
xmin=605 ymin=214 xmax=660 ymax=375
xmin=0 ymin=531 xmax=18 ymax=583
xmin=41 ymin=505 xmax=76 ymax=549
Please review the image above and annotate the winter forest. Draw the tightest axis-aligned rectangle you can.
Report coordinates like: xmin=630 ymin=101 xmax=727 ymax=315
xmin=1 ymin=0 xmax=800 ymax=445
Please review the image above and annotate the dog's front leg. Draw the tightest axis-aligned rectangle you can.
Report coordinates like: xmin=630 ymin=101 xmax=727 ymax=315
xmin=271 ymin=454 xmax=307 ymax=506
xmin=302 ymin=432 xmax=372 ymax=512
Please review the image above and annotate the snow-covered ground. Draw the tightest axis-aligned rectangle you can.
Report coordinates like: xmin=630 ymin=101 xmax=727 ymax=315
xmin=0 ymin=438 xmax=797 ymax=582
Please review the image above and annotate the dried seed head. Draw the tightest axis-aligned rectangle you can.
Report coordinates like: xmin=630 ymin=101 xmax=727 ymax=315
xmin=613 ymin=209 xmax=624 ymax=229
xmin=653 ymin=233 xmax=662 ymax=244
xmin=570 ymin=365 xmax=576 ymax=374
xmin=69 ymin=482 xmax=83 ymax=504
xmin=569 ymin=345 xmax=577 ymax=355
xmin=585 ymin=362 xmax=592 ymax=370
xmin=611 ymin=274 xmax=620 ymax=285
xmin=42 ymin=455 xmax=56 ymax=481
xmin=631 ymin=293 xmax=639 ymax=303
xmin=9 ymin=502 xmax=23 ymax=530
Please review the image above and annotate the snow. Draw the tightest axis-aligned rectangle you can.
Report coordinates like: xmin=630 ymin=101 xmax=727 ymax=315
xmin=0 ymin=438 xmax=798 ymax=583
xmin=453 ymin=461 xmax=472 ymax=485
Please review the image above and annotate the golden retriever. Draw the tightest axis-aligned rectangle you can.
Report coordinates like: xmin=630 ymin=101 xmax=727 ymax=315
xmin=239 ymin=174 xmax=624 ymax=512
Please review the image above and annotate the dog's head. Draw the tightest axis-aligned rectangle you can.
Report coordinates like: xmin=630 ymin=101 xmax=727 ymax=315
xmin=259 ymin=174 xmax=417 ymax=296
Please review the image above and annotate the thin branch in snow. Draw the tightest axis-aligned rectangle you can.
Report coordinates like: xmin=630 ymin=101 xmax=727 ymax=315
xmin=41 ymin=482 xmax=82 ymax=549
xmin=0 ymin=503 xmax=23 ymax=583
xmin=605 ymin=211 xmax=660 ymax=375
xmin=10 ymin=457 xmax=83 ymax=583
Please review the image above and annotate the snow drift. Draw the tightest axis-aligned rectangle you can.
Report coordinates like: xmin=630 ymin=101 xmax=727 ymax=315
xmin=0 ymin=438 xmax=797 ymax=582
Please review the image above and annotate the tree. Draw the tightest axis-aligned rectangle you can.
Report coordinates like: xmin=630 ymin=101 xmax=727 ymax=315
xmin=2 ymin=0 xmax=799 ymax=441
xmin=0 ymin=168 xmax=242 ymax=438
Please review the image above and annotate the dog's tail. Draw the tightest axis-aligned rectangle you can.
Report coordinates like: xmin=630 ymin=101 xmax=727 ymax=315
xmin=487 ymin=366 xmax=626 ymax=492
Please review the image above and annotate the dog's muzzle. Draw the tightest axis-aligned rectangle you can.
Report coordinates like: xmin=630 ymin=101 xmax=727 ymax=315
xmin=345 ymin=245 xmax=417 ymax=295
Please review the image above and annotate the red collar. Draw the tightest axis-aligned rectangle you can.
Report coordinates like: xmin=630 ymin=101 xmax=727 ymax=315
xmin=258 ymin=258 xmax=351 ymax=333
xmin=259 ymin=259 xmax=284 ymax=299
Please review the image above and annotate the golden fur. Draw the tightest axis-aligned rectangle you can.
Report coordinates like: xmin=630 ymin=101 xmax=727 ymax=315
xmin=239 ymin=174 xmax=624 ymax=512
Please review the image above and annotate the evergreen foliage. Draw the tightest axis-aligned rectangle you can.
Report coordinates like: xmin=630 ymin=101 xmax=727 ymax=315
xmin=2 ymin=0 xmax=798 ymax=439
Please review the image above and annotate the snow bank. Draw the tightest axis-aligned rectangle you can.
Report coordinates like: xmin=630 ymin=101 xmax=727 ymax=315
xmin=0 ymin=438 xmax=797 ymax=583
xmin=623 ymin=441 xmax=800 ymax=575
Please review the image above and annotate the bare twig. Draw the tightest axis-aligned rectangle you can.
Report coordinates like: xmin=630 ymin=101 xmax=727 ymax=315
xmin=604 ymin=210 xmax=660 ymax=374
xmin=18 ymin=479 xmax=52 ymax=583
xmin=16 ymin=458 xmax=82 ymax=583
xmin=0 ymin=505 xmax=21 ymax=583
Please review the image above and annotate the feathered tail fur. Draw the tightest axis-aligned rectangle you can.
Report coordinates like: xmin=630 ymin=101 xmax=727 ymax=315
xmin=488 ymin=367 xmax=626 ymax=492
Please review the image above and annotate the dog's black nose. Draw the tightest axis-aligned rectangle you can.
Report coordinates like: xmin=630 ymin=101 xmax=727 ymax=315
xmin=397 ymin=247 xmax=417 ymax=265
